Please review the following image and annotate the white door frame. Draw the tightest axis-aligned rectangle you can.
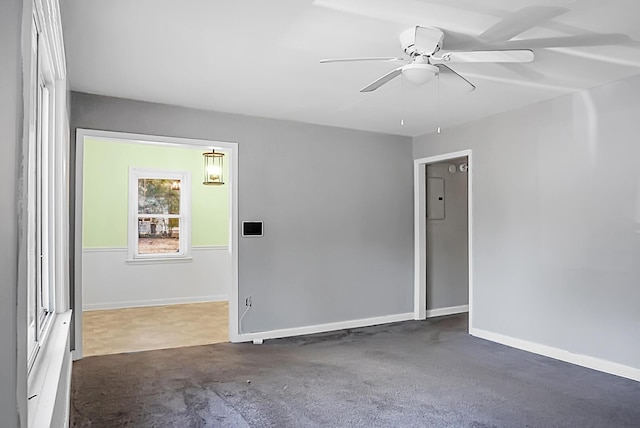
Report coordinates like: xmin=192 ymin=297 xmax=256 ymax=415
xmin=73 ymin=128 xmax=240 ymax=359
xmin=414 ymin=149 xmax=473 ymax=331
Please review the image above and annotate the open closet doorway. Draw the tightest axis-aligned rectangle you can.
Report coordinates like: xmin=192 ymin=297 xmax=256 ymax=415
xmin=73 ymin=129 xmax=239 ymax=359
xmin=426 ymin=157 xmax=469 ymax=316
xmin=414 ymin=150 xmax=472 ymax=329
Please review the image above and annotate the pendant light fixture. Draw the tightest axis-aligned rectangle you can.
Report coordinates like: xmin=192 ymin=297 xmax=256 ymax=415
xmin=203 ymin=150 xmax=224 ymax=185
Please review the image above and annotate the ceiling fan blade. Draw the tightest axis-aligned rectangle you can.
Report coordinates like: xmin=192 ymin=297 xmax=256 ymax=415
xmin=320 ymin=57 xmax=404 ymax=64
xmin=360 ymin=67 xmax=403 ymax=92
xmin=437 ymin=65 xmax=475 ymax=92
xmin=479 ymin=6 xmax=568 ymax=43
xmin=431 ymin=49 xmax=534 ymax=64
xmin=503 ymin=33 xmax=631 ymax=49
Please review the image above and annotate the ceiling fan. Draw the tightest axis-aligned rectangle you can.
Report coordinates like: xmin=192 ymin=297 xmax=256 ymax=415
xmin=321 ymin=26 xmax=534 ymax=93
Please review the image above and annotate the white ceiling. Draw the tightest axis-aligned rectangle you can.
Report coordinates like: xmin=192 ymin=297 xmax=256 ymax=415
xmin=61 ymin=0 xmax=640 ymax=137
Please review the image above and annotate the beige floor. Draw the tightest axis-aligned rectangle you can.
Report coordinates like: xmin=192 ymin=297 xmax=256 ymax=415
xmin=82 ymin=301 xmax=229 ymax=357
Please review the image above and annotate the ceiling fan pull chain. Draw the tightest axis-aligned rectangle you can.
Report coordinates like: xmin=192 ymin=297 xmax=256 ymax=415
xmin=401 ymin=74 xmax=405 ymax=126
xmin=437 ymin=72 xmax=441 ymax=134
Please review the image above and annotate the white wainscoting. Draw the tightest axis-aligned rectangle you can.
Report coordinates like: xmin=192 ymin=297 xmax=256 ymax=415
xmin=82 ymin=246 xmax=230 ymax=310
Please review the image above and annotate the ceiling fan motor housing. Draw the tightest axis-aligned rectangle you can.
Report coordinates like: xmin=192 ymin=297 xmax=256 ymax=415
xmin=400 ymin=26 xmax=444 ymax=57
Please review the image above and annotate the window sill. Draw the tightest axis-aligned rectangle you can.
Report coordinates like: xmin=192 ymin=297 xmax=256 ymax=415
xmin=126 ymin=256 xmax=193 ymax=265
xmin=28 ymin=310 xmax=72 ymax=428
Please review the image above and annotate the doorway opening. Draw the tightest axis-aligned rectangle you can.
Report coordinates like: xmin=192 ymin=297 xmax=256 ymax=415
xmin=73 ymin=129 xmax=239 ymax=359
xmin=414 ymin=150 xmax=472 ymax=330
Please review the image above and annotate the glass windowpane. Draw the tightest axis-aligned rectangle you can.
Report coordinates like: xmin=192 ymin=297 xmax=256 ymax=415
xmin=137 ymin=178 xmax=181 ymax=215
xmin=138 ymin=217 xmax=181 ymax=254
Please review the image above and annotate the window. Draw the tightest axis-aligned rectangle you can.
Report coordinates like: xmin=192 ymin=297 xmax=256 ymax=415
xmin=129 ymin=168 xmax=191 ymax=260
xmin=27 ymin=15 xmax=56 ymax=370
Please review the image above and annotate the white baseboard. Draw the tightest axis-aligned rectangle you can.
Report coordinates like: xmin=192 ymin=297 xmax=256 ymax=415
xmin=83 ymin=294 xmax=228 ymax=311
xmin=426 ymin=304 xmax=469 ymax=318
xmin=234 ymin=312 xmax=414 ymax=343
xmin=470 ymin=327 xmax=640 ymax=382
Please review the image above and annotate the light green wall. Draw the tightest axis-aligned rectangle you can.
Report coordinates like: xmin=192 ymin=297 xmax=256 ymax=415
xmin=83 ymin=138 xmax=229 ymax=248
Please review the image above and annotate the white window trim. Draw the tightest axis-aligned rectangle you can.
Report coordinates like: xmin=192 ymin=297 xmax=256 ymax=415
xmin=27 ymin=9 xmax=58 ymax=374
xmin=127 ymin=167 xmax=192 ymax=262
xmin=27 ymin=0 xmax=72 ymax=426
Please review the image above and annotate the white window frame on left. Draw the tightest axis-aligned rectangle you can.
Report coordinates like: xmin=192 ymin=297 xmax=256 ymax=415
xmin=26 ymin=11 xmax=57 ymax=373
xmin=25 ymin=1 xmax=72 ymax=426
xmin=127 ymin=168 xmax=192 ymax=262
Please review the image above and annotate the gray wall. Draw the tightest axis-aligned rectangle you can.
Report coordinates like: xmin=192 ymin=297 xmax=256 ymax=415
xmin=1 ymin=0 xmax=28 ymax=425
xmin=426 ymin=159 xmax=468 ymax=310
xmin=414 ymin=75 xmax=640 ymax=370
xmin=70 ymin=92 xmax=414 ymax=333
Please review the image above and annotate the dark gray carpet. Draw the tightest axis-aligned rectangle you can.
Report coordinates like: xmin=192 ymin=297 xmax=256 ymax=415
xmin=71 ymin=314 xmax=640 ymax=427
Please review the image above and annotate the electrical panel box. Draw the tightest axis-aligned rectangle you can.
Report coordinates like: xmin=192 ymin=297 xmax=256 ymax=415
xmin=242 ymin=221 xmax=263 ymax=237
xmin=427 ymin=177 xmax=445 ymax=220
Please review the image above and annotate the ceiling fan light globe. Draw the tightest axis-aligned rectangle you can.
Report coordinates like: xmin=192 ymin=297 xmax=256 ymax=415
xmin=402 ymin=63 xmax=438 ymax=86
